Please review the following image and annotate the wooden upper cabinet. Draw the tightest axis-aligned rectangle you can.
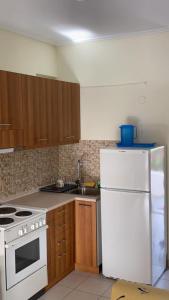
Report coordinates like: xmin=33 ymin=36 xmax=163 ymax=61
xmin=71 ymin=83 xmax=80 ymax=143
xmin=46 ymin=79 xmax=59 ymax=146
xmin=22 ymin=75 xmax=48 ymax=148
xmin=22 ymin=75 xmax=59 ymax=149
xmin=58 ymin=81 xmax=80 ymax=144
xmin=0 ymin=70 xmax=80 ymax=149
xmin=0 ymin=70 xmax=23 ymax=148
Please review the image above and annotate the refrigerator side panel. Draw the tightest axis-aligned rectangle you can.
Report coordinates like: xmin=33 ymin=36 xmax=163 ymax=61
xmin=101 ymin=189 xmax=152 ymax=284
xmin=100 ymin=149 xmax=150 ymax=191
xmin=150 ymin=146 xmax=166 ymax=284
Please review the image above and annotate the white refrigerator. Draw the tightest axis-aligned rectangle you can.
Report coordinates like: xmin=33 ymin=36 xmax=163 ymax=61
xmin=100 ymin=146 xmax=166 ymax=285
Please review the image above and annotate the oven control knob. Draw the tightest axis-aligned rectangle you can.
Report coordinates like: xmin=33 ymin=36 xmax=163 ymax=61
xmin=18 ymin=229 xmax=23 ymax=236
xmin=39 ymin=220 xmax=43 ymax=227
xmin=23 ymin=226 xmax=27 ymax=234
xmin=31 ymin=224 xmax=35 ymax=230
xmin=35 ymin=222 xmax=39 ymax=229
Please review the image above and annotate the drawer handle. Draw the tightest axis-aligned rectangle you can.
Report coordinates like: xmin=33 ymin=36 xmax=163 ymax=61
xmin=79 ymin=203 xmax=92 ymax=207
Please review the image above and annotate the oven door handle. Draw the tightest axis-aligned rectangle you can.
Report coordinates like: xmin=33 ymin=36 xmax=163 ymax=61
xmin=5 ymin=225 xmax=48 ymax=249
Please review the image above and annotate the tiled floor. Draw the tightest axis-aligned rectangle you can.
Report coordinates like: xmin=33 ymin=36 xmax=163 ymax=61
xmin=39 ymin=271 xmax=115 ymax=300
xmin=39 ymin=269 xmax=169 ymax=300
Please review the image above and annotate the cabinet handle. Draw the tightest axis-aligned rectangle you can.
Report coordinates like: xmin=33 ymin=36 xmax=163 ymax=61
xmin=65 ymin=136 xmax=74 ymax=139
xmin=79 ymin=203 xmax=92 ymax=207
xmin=39 ymin=138 xmax=48 ymax=141
xmin=0 ymin=123 xmax=12 ymax=126
xmin=57 ymin=241 xmax=61 ymax=245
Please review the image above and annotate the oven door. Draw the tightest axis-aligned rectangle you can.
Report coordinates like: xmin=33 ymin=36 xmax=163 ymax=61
xmin=5 ymin=226 xmax=47 ymax=290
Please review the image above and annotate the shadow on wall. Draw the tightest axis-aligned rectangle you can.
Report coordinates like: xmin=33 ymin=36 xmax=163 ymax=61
xmin=57 ymin=50 xmax=79 ymax=83
xmin=126 ymin=116 xmax=169 ymax=145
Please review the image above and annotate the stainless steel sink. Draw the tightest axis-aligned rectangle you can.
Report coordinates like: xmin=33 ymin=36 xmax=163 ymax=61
xmin=68 ymin=187 xmax=100 ymax=196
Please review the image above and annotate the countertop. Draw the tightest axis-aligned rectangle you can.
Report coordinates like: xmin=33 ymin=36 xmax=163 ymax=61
xmin=7 ymin=191 xmax=99 ymax=212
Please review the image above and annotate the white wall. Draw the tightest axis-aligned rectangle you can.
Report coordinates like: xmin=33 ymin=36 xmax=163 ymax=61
xmin=57 ymin=32 xmax=169 ymax=144
xmin=0 ymin=29 xmax=58 ymax=76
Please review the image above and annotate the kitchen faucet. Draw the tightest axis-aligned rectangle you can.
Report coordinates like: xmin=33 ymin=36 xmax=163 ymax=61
xmin=76 ymin=159 xmax=83 ymax=186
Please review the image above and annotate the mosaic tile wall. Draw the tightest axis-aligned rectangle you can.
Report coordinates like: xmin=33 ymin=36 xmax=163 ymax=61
xmin=0 ymin=147 xmax=59 ymax=200
xmin=0 ymin=140 xmax=115 ymax=199
xmin=58 ymin=140 xmax=116 ymax=183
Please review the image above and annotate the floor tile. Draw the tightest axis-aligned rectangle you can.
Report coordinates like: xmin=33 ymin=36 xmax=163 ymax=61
xmin=155 ymin=279 xmax=169 ymax=290
xmin=102 ymin=285 xmax=114 ymax=297
xmin=59 ymin=271 xmax=89 ymax=289
xmin=39 ymin=284 xmax=72 ymax=300
xmin=77 ymin=277 xmax=113 ymax=295
xmin=63 ymin=290 xmax=99 ymax=300
xmin=161 ymin=269 xmax=169 ymax=280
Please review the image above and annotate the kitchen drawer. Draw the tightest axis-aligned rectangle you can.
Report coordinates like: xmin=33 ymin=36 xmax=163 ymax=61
xmin=46 ymin=201 xmax=75 ymax=289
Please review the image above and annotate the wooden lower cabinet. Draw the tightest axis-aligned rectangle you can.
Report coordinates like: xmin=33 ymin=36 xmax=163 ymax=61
xmin=75 ymin=200 xmax=99 ymax=273
xmin=46 ymin=202 xmax=75 ymax=289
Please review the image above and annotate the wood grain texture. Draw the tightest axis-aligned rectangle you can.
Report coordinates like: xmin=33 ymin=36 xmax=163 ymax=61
xmin=22 ymin=75 xmax=50 ymax=148
xmin=46 ymin=202 xmax=75 ymax=290
xmin=58 ymin=81 xmax=80 ymax=145
xmin=75 ymin=200 xmax=98 ymax=273
xmin=0 ymin=70 xmax=80 ymax=149
xmin=0 ymin=70 xmax=23 ymax=147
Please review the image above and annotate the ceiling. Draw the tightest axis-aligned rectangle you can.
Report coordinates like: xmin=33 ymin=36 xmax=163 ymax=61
xmin=0 ymin=0 xmax=169 ymax=46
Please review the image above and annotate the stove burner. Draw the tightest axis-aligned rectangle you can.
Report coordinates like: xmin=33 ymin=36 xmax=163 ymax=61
xmin=15 ymin=211 xmax=33 ymax=217
xmin=0 ymin=218 xmax=14 ymax=225
xmin=0 ymin=207 xmax=17 ymax=215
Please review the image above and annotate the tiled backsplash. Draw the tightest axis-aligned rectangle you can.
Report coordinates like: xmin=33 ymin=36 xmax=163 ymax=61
xmin=0 ymin=147 xmax=59 ymax=200
xmin=0 ymin=140 xmax=115 ymax=199
xmin=58 ymin=140 xmax=115 ymax=183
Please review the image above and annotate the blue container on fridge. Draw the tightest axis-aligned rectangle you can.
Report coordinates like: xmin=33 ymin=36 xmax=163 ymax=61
xmin=119 ymin=124 xmax=135 ymax=146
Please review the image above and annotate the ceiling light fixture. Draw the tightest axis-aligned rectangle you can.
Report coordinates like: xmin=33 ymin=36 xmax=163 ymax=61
xmin=58 ymin=28 xmax=93 ymax=43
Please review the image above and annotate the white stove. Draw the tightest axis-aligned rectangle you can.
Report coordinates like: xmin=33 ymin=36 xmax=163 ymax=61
xmin=0 ymin=205 xmax=48 ymax=300
xmin=0 ymin=205 xmax=46 ymax=230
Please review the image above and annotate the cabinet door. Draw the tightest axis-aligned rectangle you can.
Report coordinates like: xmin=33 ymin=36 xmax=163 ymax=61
xmin=46 ymin=79 xmax=59 ymax=146
xmin=0 ymin=71 xmax=23 ymax=147
xmin=58 ymin=81 xmax=80 ymax=144
xmin=70 ymin=83 xmax=80 ymax=143
xmin=46 ymin=202 xmax=75 ymax=290
xmin=75 ymin=200 xmax=98 ymax=273
xmin=22 ymin=75 xmax=49 ymax=148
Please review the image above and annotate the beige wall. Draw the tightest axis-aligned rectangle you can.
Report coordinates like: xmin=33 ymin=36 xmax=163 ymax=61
xmin=0 ymin=29 xmax=58 ymax=76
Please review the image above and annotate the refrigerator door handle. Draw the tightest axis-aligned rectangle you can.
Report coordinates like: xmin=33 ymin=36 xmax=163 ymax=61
xmin=100 ymin=187 xmax=150 ymax=194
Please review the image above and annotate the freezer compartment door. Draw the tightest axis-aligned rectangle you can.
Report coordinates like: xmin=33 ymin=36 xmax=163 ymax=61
xmin=101 ymin=189 xmax=152 ymax=284
xmin=100 ymin=149 xmax=150 ymax=191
